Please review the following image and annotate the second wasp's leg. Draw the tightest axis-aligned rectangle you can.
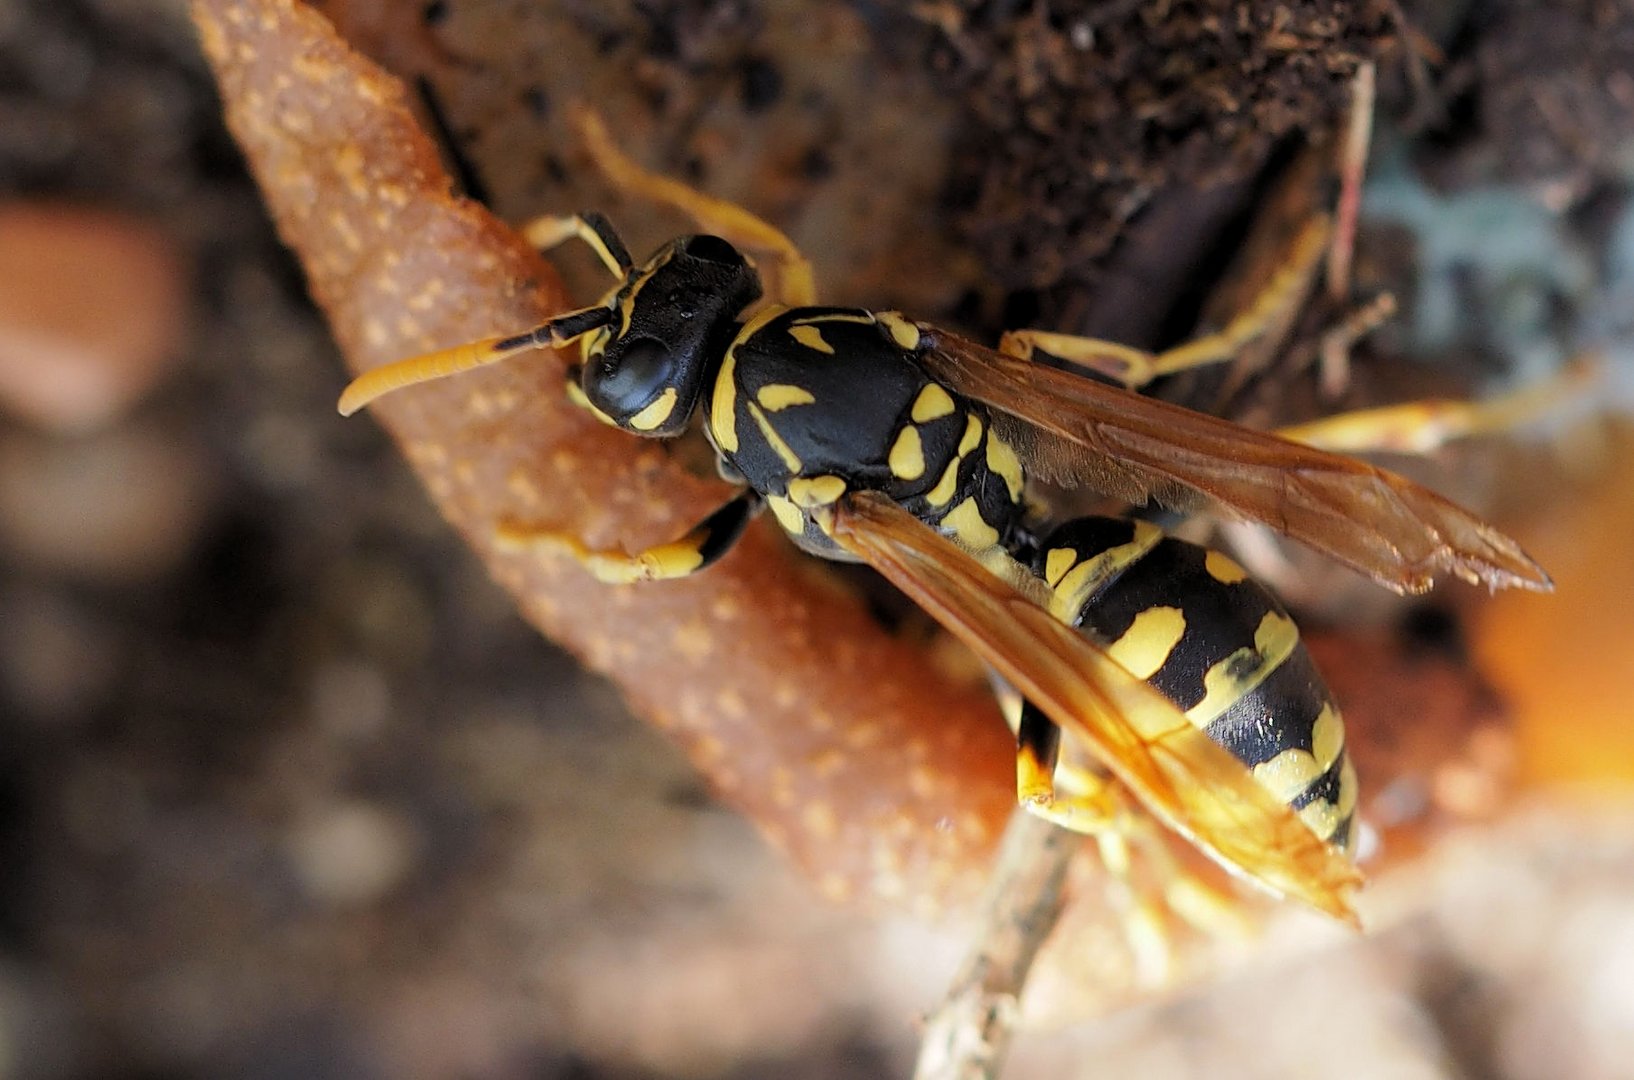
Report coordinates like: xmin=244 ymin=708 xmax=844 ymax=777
xmin=572 ymin=108 xmax=817 ymax=307
xmin=498 ymin=488 xmax=762 ymax=583
xmin=1275 ymin=358 xmax=1600 ymax=454
xmin=999 ymin=216 xmax=1332 ymax=391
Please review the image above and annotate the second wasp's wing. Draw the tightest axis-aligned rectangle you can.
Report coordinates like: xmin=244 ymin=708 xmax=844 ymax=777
xmin=917 ymin=328 xmax=1550 ymax=596
xmin=826 ymin=491 xmax=1362 ymax=924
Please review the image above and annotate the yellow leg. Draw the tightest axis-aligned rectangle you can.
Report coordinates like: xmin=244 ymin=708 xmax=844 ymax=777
xmin=518 ymin=210 xmax=634 ymax=278
xmin=999 ymin=216 xmax=1332 ymax=390
xmin=571 ymin=107 xmax=818 ymax=308
xmin=1015 ymin=701 xmax=1126 ymax=831
xmin=1276 ymin=357 xmax=1600 ymax=454
xmin=1015 ymin=702 xmax=1253 ymax=983
xmin=496 ymin=489 xmax=762 ymax=584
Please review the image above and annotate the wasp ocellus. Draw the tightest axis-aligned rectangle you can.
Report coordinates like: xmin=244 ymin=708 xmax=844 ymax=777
xmin=336 ymin=111 xmax=1550 ymax=925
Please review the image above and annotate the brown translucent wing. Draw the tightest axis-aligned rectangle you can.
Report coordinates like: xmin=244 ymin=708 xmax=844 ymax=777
xmin=827 ymin=491 xmax=1363 ymax=924
xmin=918 ymin=328 xmax=1551 ymax=596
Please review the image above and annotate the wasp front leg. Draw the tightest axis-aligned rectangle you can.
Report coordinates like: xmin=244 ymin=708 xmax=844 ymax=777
xmin=998 ymin=217 xmax=1332 ymax=391
xmin=571 ymin=108 xmax=817 ymax=308
xmin=498 ymin=488 xmax=763 ymax=584
xmin=519 ymin=210 xmax=635 ymax=279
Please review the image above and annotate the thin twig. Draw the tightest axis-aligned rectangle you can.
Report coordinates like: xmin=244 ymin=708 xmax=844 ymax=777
xmin=914 ymin=810 xmax=1079 ymax=1080
xmin=1327 ymin=61 xmax=1376 ymax=308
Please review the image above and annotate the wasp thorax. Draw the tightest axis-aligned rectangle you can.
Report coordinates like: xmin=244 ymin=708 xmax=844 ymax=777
xmin=581 ymin=235 xmax=762 ymax=436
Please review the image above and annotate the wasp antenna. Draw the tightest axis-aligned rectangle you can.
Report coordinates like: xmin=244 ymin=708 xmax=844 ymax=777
xmin=336 ymin=306 xmax=612 ymax=416
xmin=338 ymin=333 xmax=533 ymax=415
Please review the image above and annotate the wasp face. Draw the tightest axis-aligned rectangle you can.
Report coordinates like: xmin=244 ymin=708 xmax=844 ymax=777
xmin=580 ymin=234 xmax=762 ymax=436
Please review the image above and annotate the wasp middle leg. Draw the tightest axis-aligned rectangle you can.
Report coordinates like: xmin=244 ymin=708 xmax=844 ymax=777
xmin=998 ymin=216 xmax=1333 ymax=391
xmin=497 ymin=488 xmax=763 ymax=583
xmin=1013 ymin=698 xmax=1254 ymax=984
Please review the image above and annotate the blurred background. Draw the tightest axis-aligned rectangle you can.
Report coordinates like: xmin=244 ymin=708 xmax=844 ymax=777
xmin=3 ymin=0 xmax=1634 ymax=1077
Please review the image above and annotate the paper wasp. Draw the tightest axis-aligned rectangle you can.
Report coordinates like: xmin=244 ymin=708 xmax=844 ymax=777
xmin=336 ymin=112 xmax=1550 ymax=925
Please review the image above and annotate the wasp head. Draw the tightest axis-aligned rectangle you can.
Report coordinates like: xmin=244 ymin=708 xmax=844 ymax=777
xmin=579 ymin=234 xmax=761 ymax=436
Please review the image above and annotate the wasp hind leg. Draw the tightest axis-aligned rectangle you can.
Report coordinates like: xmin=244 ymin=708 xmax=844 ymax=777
xmin=1015 ymin=701 xmax=1252 ymax=985
xmin=569 ymin=108 xmax=817 ymax=308
xmin=497 ymin=488 xmax=763 ymax=584
xmin=999 ymin=217 xmax=1333 ymax=391
xmin=1275 ymin=358 xmax=1600 ymax=454
xmin=1015 ymin=701 xmax=1124 ymax=831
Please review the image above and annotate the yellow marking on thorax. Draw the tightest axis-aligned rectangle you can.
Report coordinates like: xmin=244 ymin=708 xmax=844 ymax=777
xmin=984 ymin=430 xmax=1025 ymax=502
xmin=911 ymin=383 xmax=956 ymax=422
xmin=939 ymin=496 xmax=1000 ymax=550
xmin=627 ymin=387 xmax=678 ymax=431
xmin=1204 ymin=549 xmax=1249 ymax=584
xmin=875 ymin=311 xmax=922 ymax=350
xmin=889 ymin=426 xmax=925 ymax=481
xmin=757 ymin=383 xmax=816 ymax=411
xmin=788 ymin=325 xmax=835 ymax=354
xmin=1105 ymin=606 xmax=1187 ymax=680
xmin=925 ymin=456 xmax=962 ymax=507
xmin=923 ymin=414 xmax=985 ymax=508
xmin=747 ymin=401 xmax=803 ymax=472
xmin=787 ymin=474 xmax=847 ymax=508
xmin=766 ymin=494 xmax=805 ymax=535
xmin=1187 ymin=611 xmax=1300 ymax=727
xmin=1050 ymin=521 xmax=1163 ymax=620
xmin=711 ymin=305 xmax=789 ymax=455
xmin=709 ymin=352 xmax=739 ymax=452
xmin=957 ymin=414 xmax=983 ymax=455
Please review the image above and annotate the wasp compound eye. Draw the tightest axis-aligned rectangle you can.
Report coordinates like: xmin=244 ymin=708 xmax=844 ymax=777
xmin=592 ymin=335 xmax=674 ymax=417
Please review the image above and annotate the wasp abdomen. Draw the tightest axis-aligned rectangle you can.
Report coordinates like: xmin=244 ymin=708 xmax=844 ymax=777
xmin=1035 ymin=516 xmax=1358 ymax=852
